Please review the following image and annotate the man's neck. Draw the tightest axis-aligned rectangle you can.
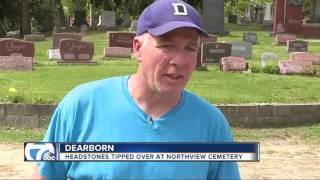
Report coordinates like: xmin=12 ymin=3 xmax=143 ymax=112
xmin=128 ymin=74 xmax=181 ymax=120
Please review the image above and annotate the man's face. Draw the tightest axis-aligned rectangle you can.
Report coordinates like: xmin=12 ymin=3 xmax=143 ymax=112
xmin=134 ymin=28 xmax=199 ymax=96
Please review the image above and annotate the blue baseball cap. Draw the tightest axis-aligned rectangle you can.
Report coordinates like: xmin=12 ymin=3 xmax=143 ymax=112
xmin=136 ymin=0 xmax=208 ymax=37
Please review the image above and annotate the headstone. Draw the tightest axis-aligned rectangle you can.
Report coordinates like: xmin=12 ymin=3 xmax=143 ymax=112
xmin=243 ymin=32 xmax=258 ymax=44
xmin=48 ymin=49 xmax=61 ymax=60
xmin=6 ymin=30 xmax=20 ymax=38
xmin=80 ymin=24 xmax=89 ymax=33
xmin=263 ymin=3 xmax=273 ymax=26
xmin=0 ymin=38 xmax=35 ymax=57
xmin=220 ymin=56 xmax=247 ymax=72
xmin=289 ymin=52 xmax=320 ymax=65
xmin=228 ymin=15 xmax=238 ymax=24
xmin=200 ymin=34 xmax=218 ymax=44
xmin=261 ymin=52 xmax=280 ymax=68
xmin=108 ymin=32 xmax=135 ymax=49
xmin=53 ymin=33 xmax=82 ymax=49
xmin=0 ymin=56 xmax=33 ymax=71
xmin=231 ymin=42 xmax=252 ymax=59
xmin=121 ymin=12 xmax=131 ymax=27
xmin=104 ymin=47 xmax=132 ymax=58
xmin=130 ymin=20 xmax=138 ymax=31
xmin=59 ymin=39 xmax=95 ymax=63
xmin=310 ymin=0 xmax=320 ymax=22
xmin=287 ymin=40 xmax=308 ymax=52
xmin=244 ymin=6 xmax=252 ymax=23
xmin=24 ymin=34 xmax=45 ymax=42
xmin=256 ymin=4 xmax=265 ymax=24
xmin=278 ymin=60 xmax=315 ymax=75
xmin=275 ymin=34 xmax=296 ymax=45
xmin=201 ymin=42 xmax=232 ymax=64
xmin=100 ymin=11 xmax=116 ymax=29
xmin=202 ymin=0 xmax=229 ymax=35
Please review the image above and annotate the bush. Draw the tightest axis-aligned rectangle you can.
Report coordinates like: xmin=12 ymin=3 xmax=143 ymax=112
xmin=262 ymin=64 xmax=279 ymax=74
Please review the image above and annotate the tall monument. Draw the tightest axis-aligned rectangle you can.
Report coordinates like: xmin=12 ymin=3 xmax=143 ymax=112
xmin=202 ymin=0 xmax=229 ymax=36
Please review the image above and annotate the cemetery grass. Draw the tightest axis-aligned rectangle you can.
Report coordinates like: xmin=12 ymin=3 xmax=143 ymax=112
xmin=1 ymin=25 xmax=320 ymax=104
xmin=0 ymin=123 xmax=319 ymax=143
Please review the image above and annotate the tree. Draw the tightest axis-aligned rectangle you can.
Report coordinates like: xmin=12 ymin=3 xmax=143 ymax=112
xmin=20 ymin=0 xmax=31 ymax=37
xmin=62 ymin=0 xmax=88 ymax=27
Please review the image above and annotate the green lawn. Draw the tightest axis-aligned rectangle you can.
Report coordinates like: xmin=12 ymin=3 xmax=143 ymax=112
xmin=1 ymin=123 xmax=319 ymax=143
xmin=0 ymin=24 xmax=320 ymax=104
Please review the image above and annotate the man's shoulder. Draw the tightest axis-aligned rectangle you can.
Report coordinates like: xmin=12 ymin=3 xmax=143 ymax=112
xmin=183 ymin=90 xmax=220 ymax=113
xmin=61 ymin=76 xmax=126 ymax=104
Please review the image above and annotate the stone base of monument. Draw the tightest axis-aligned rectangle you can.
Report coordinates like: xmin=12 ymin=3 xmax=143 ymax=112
xmin=206 ymin=30 xmax=230 ymax=36
xmin=57 ymin=60 xmax=97 ymax=65
xmin=104 ymin=47 xmax=132 ymax=58
xmin=24 ymin=34 xmax=45 ymax=42
xmin=278 ymin=60 xmax=316 ymax=75
xmin=0 ymin=56 xmax=33 ymax=71
xmin=48 ymin=49 xmax=61 ymax=60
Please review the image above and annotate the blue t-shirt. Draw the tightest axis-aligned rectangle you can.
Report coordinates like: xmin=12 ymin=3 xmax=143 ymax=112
xmin=40 ymin=76 xmax=240 ymax=180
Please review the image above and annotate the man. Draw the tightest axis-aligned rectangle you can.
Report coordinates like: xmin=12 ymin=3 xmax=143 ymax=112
xmin=35 ymin=0 xmax=240 ymax=179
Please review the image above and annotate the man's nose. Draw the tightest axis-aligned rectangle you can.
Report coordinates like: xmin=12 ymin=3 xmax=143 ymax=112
xmin=169 ymin=49 xmax=188 ymax=66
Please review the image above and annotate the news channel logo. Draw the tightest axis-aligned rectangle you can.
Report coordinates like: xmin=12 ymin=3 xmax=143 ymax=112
xmin=24 ymin=142 xmax=56 ymax=161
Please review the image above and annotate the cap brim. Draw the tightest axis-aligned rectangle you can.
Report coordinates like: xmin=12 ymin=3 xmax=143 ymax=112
xmin=148 ymin=21 xmax=208 ymax=37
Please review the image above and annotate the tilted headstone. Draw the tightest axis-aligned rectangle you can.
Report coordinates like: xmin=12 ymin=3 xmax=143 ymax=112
xmin=275 ymin=34 xmax=296 ymax=45
xmin=287 ymin=40 xmax=308 ymax=52
xmin=24 ymin=34 xmax=45 ymax=42
xmin=289 ymin=52 xmax=320 ymax=65
xmin=108 ymin=32 xmax=135 ymax=49
xmin=0 ymin=38 xmax=34 ymax=70
xmin=243 ymin=32 xmax=258 ymax=44
xmin=278 ymin=60 xmax=315 ymax=75
xmin=231 ymin=42 xmax=252 ymax=59
xmin=201 ymin=42 xmax=232 ymax=64
xmin=59 ymin=39 xmax=94 ymax=63
xmin=220 ymin=56 xmax=247 ymax=72
xmin=261 ymin=52 xmax=280 ymax=68
xmin=104 ymin=47 xmax=132 ymax=58
xmin=100 ymin=11 xmax=116 ymax=29
xmin=53 ymin=33 xmax=82 ymax=49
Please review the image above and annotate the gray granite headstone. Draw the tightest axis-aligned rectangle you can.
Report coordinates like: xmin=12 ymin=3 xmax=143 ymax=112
xmin=202 ymin=0 xmax=229 ymax=35
xmin=130 ymin=20 xmax=138 ymax=31
xmin=231 ymin=42 xmax=252 ymax=59
xmin=243 ymin=32 xmax=258 ymax=44
xmin=261 ymin=52 xmax=279 ymax=68
xmin=287 ymin=40 xmax=308 ymax=52
xmin=100 ymin=11 xmax=116 ymax=29
xmin=263 ymin=3 xmax=273 ymax=25
xmin=121 ymin=12 xmax=131 ymax=27
xmin=24 ymin=34 xmax=45 ymax=42
xmin=201 ymin=42 xmax=231 ymax=64
xmin=311 ymin=0 xmax=320 ymax=21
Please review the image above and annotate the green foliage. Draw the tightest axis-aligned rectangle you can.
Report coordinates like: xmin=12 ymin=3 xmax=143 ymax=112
xmin=31 ymin=0 xmax=55 ymax=32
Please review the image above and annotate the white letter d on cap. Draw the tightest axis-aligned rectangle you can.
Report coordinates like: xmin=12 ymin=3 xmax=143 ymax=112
xmin=172 ymin=3 xmax=188 ymax=16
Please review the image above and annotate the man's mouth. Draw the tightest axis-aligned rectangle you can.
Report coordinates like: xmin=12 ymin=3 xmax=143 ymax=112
xmin=165 ymin=74 xmax=184 ymax=80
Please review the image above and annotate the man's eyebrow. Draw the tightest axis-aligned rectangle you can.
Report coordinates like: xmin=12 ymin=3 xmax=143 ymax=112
xmin=155 ymin=39 xmax=173 ymax=47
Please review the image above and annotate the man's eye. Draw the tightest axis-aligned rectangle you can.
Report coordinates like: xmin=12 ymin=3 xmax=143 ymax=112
xmin=157 ymin=44 xmax=174 ymax=49
xmin=186 ymin=46 xmax=197 ymax=52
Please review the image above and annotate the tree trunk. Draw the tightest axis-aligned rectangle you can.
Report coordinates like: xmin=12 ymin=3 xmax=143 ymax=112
xmin=56 ymin=0 xmax=66 ymax=27
xmin=89 ymin=1 xmax=97 ymax=28
xmin=20 ymin=0 xmax=31 ymax=38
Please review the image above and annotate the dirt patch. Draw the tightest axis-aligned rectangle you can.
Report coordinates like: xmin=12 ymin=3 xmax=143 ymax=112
xmin=0 ymin=139 xmax=319 ymax=179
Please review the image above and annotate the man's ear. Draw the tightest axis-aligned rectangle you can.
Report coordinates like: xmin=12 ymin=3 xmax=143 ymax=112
xmin=133 ymin=37 xmax=143 ymax=62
